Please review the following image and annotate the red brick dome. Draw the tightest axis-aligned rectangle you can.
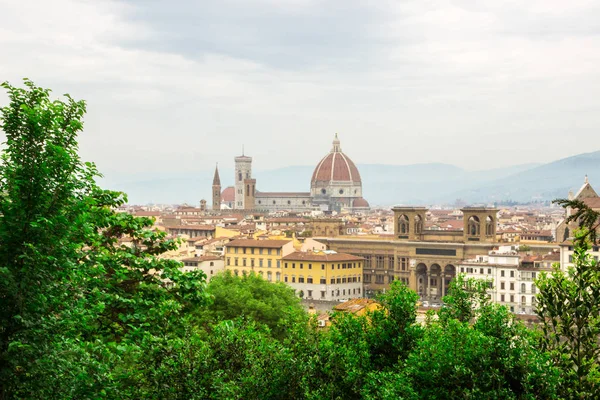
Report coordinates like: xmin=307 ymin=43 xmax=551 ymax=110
xmin=352 ymin=197 xmax=369 ymax=208
xmin=311 ymin=134 xmax=361 ymax=184
xmin=221 ymin=186 xmax=235 ymax=202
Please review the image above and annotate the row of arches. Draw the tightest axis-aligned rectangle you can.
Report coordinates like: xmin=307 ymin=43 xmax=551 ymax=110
xmin=416 ymin=263 xmax=456 ymax=302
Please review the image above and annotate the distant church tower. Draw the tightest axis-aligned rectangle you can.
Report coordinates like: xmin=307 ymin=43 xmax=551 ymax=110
xmin=234 ymin=149 xmax=253 ymax=209
xmin=212 ymin=164 xmax=221 ymax=211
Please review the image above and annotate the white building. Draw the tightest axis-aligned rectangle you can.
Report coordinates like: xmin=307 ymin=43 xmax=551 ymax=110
xmin=458 ymin=246 xmax=543 ymax=314
xmin=181 ymin=255 xmax=225 ymax=282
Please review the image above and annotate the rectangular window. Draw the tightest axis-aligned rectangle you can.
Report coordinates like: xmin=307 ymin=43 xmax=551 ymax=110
xmin=284 ymin=276 xmax=288 ymax=283
xmin=388 ymin=275 xmax=394 ymax=283
xmin=376 ymin=256 xmax=384 ymax=269
xmin=307 ymin=277 xmax=313 ymax=284
xmin=336 ymin=278 xmax=341 ymax=284
xmin=330 ymin=278 xmax=335 ymax=284
xmin=259 ymin=259 xmax=263 ymax=267
xmin=277 ymin=260 xmax=280 ymax=268
xmin=364 ymin=274 xmax=371 ymax=283
xmin=510 ymin=282 xmax=515 ymax=291
xmin=268 ymin=249 xmax=272 ymax=255
xmin=320 ymin=278 xmax=326 ymax=284
xmin=299 ymin=277 xmax=304 ymax=283
xmin=321 ymin=291 xmax=326 ymax=299
xmin=480 ymin=268 xmax=483 ymax=274
xmin=309 ymin=264 xmax=312 ymax=270
xmin=250 ymin=259 xmax=254 ymax=267
xmin=259 ymin=248 xmax=263 ymax=255
xmin=307 ymin=290 xmax=312 ymax=298
xmin=501 ymin=294 xmax=505 ymax=302
xmin=510 ymin=295 xmax=514 ymax=303
xmin=321 ymin=264 xmax=325 ymax=270
xmin=376 ymin=275 xmax=384 ymax=284
xmin=488 ymin=268 xmax=491 ymax=274
xmin=501 ymin=270 xmax=505 ymax=277
xmin=510 ymin=271 xmax=515 ymax=278
xmin=501 ymin=282 xmax=505 ymax=290
xmin=277 ymin=249 xmax=281 ymax=256
xmin=389 ymin=256 xmax=395 ymax=270
xmin=292 ymin=263 xmax=295 ymax=269
xmin=268 ymin=259 xmax=272 ymax=268
xmin=363 ymin=255 xmax=372 ymax=268
xmin=337 ymin=264 xmax=341 ymax=269
xmin=342 ymin=277 xmax=347 ymax=283
xmin=242 ymin=258 xmax=246 ymax=267
xmin=227 ymin=258 xmax=231 ymax=266
xmin=292 ymin=276 xmax=296 ymax=283
xmin=300 ymin=263 xmax=303 ymax=269
xmin=331 ymin=265 xmax=335 ymax=270
xmin=251 ymin=248 xmax=255 ymax=254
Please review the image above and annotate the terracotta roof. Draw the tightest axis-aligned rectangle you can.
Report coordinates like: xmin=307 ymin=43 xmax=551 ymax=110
xmin=226 ymin=239 xmax=292 ymax=248
xmin=181 ymin=255 xmax=222 ymax=262
xmin=282 ymin=251 xmax=363 ymax=262
xmin=165 ymin=225 xmax=216 ymax=231
xmin=334 ymin=298 xmax=378 ymax=313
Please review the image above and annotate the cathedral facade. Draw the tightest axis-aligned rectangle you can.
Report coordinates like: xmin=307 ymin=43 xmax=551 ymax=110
xmin=213 ymin=134 xmax=370 ymax=213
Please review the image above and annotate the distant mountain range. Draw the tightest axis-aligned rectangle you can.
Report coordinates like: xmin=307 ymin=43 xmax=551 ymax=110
xmin=102 ymin=151 xmax=600 ymax=207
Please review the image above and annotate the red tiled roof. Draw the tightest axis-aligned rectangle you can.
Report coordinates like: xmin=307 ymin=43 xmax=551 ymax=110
xmin=221 ymin=186 xmax=235 ymax=202
xmin=181 ymin=255 xmax=222 ymax=262
xmin=282 ymin=251 xmax=363 ymax=262
xmin=226 ymin=239 xmax=292 ymax=248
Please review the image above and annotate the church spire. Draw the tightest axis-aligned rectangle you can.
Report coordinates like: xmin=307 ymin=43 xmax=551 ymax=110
xmin=331 ymin=133 xmax=341 ymax=153
xmin=213 ymin=163 xmax=221 ymax=186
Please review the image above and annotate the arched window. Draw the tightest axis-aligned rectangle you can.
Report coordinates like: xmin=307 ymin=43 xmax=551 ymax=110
xmin=276 ymin=272 xmax=281 ymax=282
xmin=414 ymin=215 xmax=423 ymax=234
xmin=486 ymin=216 xmax=494 ymax=236
xmin=564 ymin=228 xmax=570 ymax=241
xmin=521 ymin=283 xmax=526 ymax=293
xmin=521 ymin=295 xmax=526 ymax=305
xmin=238 ymin=171 xmax=242 ymax=181
xmin=246 ymin=184 xmax=250 ymax=193
xmin=398 ymin=215 xmax=409 ymax=234
xmin=210 ymin=261 xmax=214 ymax=266
xmin=468 ymin=216 xmax=480 ymax=236
xmin=531 ymin=284 xmax=536 ymax=294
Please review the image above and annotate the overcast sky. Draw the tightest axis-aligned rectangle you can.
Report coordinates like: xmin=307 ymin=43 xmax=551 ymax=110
xmin=1 ymin=0 xmax=600 ymax=184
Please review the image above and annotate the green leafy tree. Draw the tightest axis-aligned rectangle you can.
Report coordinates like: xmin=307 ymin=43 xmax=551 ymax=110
xmin=536 ymin=230 xmax=600 ymax=398
xmin=438 ymin=273 xmax=492 ymax=323
xmin=0 ymin=80 xmax=209 ymax=399
xmin=200 ymin=271 xmax=304 ymax=339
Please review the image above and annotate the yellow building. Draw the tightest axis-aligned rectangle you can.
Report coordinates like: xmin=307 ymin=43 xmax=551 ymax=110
xmin=224 ymin=239 xmax=294 ymax=282
xmin=281 ymin=251 xmax=363 ymax=301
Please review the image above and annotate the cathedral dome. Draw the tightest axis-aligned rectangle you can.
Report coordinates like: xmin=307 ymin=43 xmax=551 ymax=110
xmin=311 ymin=134 xmax=362 ymax=185
xmin=352 ymin=197 xmax=370 ymax=208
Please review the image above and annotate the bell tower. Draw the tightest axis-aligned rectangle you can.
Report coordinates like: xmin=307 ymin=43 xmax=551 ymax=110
xmin=212 ymin=164 xmax=221 ymax=211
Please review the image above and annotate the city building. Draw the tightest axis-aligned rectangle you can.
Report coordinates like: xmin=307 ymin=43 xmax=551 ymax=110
xmin=180 ymin=255 xmax=225 ymax=282
xmin=216 ymin=134 xmax=370 ymax=213
xmin=281 ymin=250 xmax=363 ymax=301
xmin=224 ymin=239 xmax=294 ymax=282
